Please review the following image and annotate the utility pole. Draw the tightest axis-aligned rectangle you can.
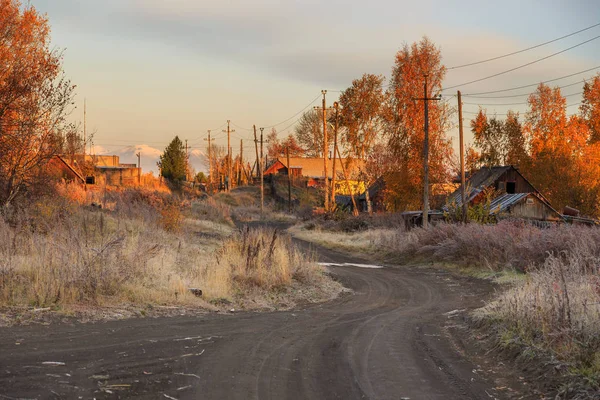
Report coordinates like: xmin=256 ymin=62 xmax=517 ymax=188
xmin=260 ymin=127 xmax=264 ymax=215
xmin=136 ymin=152 xmax=141 ymax=185
xmin=458 ymin=90 xmax=467 ymax=223
xmin=253 ymin=125 xmax=259 ymax=179
xmin=287 ymin=146 xmax=292 ymax=213
xmin=314 ymin=90 xmax=331 ymax=212
xmin=239 ymin=139 xmax=243 ymax=186
xmin=322 ymin=90 xmax=329 ymax=211
xmin=223 ymin=120 xmax=235 ymax=192
xmin=83 ymin=98 xmax=86 ymax=160
xmin=413 ymin=74 xmax=441 ymax=228
xmin=204 ymin=130 xmax=214 ymax=194
xmin=331 ymin=101 xmax=339 ymax=209
xmin=185 ymin=139 xmax=189 ymax=182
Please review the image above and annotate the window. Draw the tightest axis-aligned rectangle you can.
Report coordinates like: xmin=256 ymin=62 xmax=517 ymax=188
xmin=506 ymin=181 xmax=516 ymax=194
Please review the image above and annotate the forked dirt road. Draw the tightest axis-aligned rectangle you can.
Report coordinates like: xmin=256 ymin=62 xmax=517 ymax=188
xmin=0 ymin=234 xmax=509 ymax=399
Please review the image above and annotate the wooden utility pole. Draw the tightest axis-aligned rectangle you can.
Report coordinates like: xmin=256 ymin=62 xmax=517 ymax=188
xmin=136 ymin=152 xmax=141 ymax=185
xmin=458 ymin=90 xmax=468 ymax=223
xmin=260 ymin=127 xmax=265 ymax=215
xmin=204 ymin=130 xmax=214 ymax=194
xmin=239 ymin=139 xmax=243 ymax=186
xmin=223 ymin=120 xmax=235 ymax=192
xmin=185 ymin=139 xmax=189 ymax=182
xmin=253 ymin=125 xmax=259 ymax=179
xmin=83 ymin=98 xmax=86 ymax=160
xmin=287 ymin=146 xmax=292 ymax=213
xmin=314 ymin=91 xmax=331 ymax=211
xmin=321 ymin=90 xmax=329 ymax=211
xmin=331 ymin=101 xmax=339 ymax=209
xmin=413 ymin=75 xmax=441 ymax=228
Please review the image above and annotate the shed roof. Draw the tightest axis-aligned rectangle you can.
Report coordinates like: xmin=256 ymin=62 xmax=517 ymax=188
xmin=488 ymin=192 xmax=529 ymax=215
xmin=487 ymin=192 xmax=563 ymax=220
xmin=446 ymin=166 xmax=512 ymax=207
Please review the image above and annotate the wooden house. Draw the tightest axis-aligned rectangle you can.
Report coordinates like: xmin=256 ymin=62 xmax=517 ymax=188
xmin=445 ymin=165 xmax=563 ymax=223
xmin=264 ymin=157 xmax=364 ymax=190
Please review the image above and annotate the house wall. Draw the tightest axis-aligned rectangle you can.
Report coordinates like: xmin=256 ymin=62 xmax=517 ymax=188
xmin=496 ymin=170 xmax=536 ymax=193
xmin=501 ymin=196 xmax=561 ymax=222
xmin=95 ymin=168 xmax=141 ymax=186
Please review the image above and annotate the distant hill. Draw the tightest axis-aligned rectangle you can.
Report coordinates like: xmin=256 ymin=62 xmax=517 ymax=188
xmin=97 ymin=145 xmax=208 ymax=176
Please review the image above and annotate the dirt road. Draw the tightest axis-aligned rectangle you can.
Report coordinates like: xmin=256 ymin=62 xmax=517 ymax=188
xmin=0 ymin=237 xmax=504 ymax=399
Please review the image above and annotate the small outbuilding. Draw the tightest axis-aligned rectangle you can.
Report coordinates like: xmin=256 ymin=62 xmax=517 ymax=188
xmin=445 ymin=165 xmax=562 ymax=223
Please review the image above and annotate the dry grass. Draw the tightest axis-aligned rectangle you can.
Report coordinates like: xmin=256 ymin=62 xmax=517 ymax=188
xmin=475 ymin=245 xmax=600 ymax=393
xmin=378 ymin=221 xmax=600 ymax=272
xmin=288 ymin=216 xmax=600 ymax=393
xmin=207 ymin=227 xmax=341 ymax=308
xmin=289 ymin=224 xmax=392 ymax=255
xmin=0 ymin=187 xmax=340 ymax=317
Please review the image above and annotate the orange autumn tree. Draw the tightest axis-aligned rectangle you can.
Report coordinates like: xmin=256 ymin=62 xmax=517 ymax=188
xmin=0 ymin=0 xmax=76 ymax=206
xmin=523 ymin=83 xmax=600 ymax=216
xmin=581 ymin=74 xmax=600 ymax=143
xmin=382 ymin=37 xmax=454 ymax=211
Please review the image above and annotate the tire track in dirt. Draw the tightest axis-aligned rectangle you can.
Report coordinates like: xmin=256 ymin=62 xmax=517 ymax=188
xmin=0 ymin=227 xmax=502 ymax=399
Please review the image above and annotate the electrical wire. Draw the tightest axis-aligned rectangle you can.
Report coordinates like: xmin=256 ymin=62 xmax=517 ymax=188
xmin=442 ymin=34 xmax=600 ymax=91
xmin=230 ymin=122 xmax=253 ymax=131
xmin=462 ymin=101 xmax=582 ymax=116
xmin=462 ymin=66 xmax=600 ymax=97
xmin=447 ymin=22 xmax=600 ymax=70
xmin=463 ymin=91 xmax=584 ymax=106
xmin=262 ymin=93 xmax=322 ymax=129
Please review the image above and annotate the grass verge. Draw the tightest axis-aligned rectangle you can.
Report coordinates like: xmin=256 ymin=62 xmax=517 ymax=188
xmin=0 ymin=186 xmax=343 ymax=325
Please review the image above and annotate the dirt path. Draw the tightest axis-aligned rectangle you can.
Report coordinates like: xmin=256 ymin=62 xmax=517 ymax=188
xmin=0 ymin=230 xmax=506 ymax=399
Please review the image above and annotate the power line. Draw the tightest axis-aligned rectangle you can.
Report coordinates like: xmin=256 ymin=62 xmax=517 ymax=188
xmin=442 ymin=34 xmax=600 ymax=91
xmin=463 ymin=66 xmax=600 ymax=97
xmin=447 ymin=22 xmax=600 ymax=70
xmin=262 ymin=94 xmax=322 ymax=129
xmin=230 ymin=122 xmax=252 ymax=131
xmin=462 ymin=101 xmax=582 ymax=116
xmin=463 ymin=91 xmax=584 ymax=106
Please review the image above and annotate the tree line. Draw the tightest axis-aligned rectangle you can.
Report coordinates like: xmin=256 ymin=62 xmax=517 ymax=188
xmin=266 ymin=38 xmax=600 ymax=217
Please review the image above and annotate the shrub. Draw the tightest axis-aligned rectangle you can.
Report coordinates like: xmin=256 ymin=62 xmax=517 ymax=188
xmin=213 ymin=227 xmax=320 ymax=292
xmin=476 ymin=245 xmax=600 ymax=391
xmin=380 ymin=221 xmax=600 ymax=271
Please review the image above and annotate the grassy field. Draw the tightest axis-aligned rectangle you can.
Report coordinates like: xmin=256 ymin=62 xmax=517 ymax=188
xmin=0 ymin=185 xmax=343 ymax=324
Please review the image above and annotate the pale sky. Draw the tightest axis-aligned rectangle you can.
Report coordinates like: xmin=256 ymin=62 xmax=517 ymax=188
xmin=32 ymin=0 xmax=599 ymax=157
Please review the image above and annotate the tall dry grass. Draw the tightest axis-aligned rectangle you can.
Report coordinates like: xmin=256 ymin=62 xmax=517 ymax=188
xmin=0 ymin=187 xmax=335 ymax=311
xmin=380 ymin=221 xmax=600 ymax=271
xmin=476 ymin=246 xmax=600 ymax=391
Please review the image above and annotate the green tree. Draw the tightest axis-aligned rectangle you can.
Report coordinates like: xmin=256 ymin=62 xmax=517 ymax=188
xmin=158 ymin=136 xmax=186 ymax=183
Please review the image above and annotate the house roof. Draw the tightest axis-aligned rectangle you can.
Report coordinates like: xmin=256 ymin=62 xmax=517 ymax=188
xmin=54 ymin=155 xmax=85 ymax=183
xmin=266 ymin=157 xmax=364 ymax=179
xmin=485 ymin=192 xmax=563 ymax=220
xmin=488 ymin=192 xmax=529 ymax=215
xmin=446 ymin=166 xmax=512 ymax=207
